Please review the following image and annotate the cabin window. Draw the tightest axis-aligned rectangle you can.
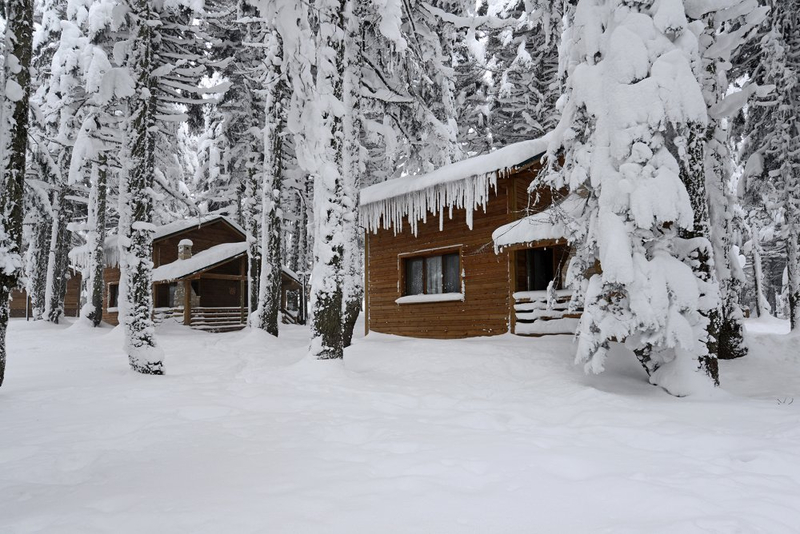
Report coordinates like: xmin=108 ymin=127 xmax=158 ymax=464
xmin=108 ymin=283 xmax=119 ymax=309
xmin=404 ymin=252 xmax=460 ymax=296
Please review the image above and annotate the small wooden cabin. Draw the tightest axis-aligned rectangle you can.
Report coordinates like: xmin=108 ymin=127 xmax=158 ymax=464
xmin=360 ymin=137 xmax=585 ymax=339
xmin=13 ymin=215 xmax=304 ymax=331
xmin=99 ymin=215 xmax=303 ymax=331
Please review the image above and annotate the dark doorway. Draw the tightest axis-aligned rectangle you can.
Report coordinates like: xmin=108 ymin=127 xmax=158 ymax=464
xmin=515 ymin=245 xmax=569 ymax=292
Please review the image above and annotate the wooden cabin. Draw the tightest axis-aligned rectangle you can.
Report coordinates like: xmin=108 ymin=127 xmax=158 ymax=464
xmin=13 ymin=215 xmax=304 ymax=331
xmin=100 ymin=215 xmax=304 ymax=331
xmin=9 ymin=272 xmax=82 ymax=318
xmin=360 ymin=137 xmax=586 ymax=339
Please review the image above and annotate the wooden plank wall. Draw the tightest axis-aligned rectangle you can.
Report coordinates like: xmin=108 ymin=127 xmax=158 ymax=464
xmin=366 ymin=181 xmax=515 ymax=339
xmin=102 ymin=267 xmax=121 ymax=325
xmin=9 ymin=274 xmax=82 ymax=319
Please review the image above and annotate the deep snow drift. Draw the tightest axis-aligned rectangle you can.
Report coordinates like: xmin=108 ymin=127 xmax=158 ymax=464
xmin=1 ymin=318 xmax=799 ymax=533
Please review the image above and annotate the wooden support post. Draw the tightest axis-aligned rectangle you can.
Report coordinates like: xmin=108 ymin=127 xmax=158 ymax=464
xmin=183 ymin=279 xmax=191 ymax=326
xmin=364 ymin=229 xmax=370 ymax=337
xmin=240 ymin=257 xmax=247 ymax=324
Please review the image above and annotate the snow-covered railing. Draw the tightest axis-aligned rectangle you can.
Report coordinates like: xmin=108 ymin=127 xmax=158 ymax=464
xmin=154 ymin=306 xmax=247 ymax=332
xmin=513 ymin=290 xmax=581 ymax=336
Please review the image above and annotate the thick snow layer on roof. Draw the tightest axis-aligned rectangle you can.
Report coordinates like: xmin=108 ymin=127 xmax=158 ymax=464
xmin=152 ymin=242 xmax=248 ymax=283
xmin=153 ymin=215 xmax=245 ymax=241
xmin=360 ymin=135 xmax=551 ymax=235
xmin=493 ymin=192 xmax=587 ymax=251
xmin=69 ymin=235 xmax=121 ymax=271
xmin=70 ymin=215 xmax=245 ymax=270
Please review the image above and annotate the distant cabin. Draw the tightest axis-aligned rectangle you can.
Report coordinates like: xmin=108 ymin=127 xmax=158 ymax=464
xmin=12 ymin=215 xmax=304 ymax=331
xmin=360 ymin=137 xmax=587 ymax=339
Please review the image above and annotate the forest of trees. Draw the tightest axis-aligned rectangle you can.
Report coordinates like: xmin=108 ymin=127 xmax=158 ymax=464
xmin=0 ymin=0 xmax=798 ymax=392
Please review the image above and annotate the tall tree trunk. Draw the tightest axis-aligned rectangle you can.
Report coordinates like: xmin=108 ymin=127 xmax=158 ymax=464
xmin=245 ymin=165 xmax=260 ymax=315
xmin=85 ymin=156 xmax=108 ymax=326
xmin=44 ymin=186 xmax=70 ymax=323
xmin=121 ymin=0 xmax=164 ymax=375
xmin=787 ymin=221 xmax=800 ymax=330
xmin=675 ymin=122 xmax=720 ymax=384
xmin=0 ymin=0 xmax=34 ymax=386
xmin=701 ymin=21 xmax=747 ymax=361
xmin=310 ymin=0 xmax=347 ymax=360
xmin=750 ymin=222 xmax=770 ymax=318
xmin=252 ymin=31 xmax=286 ymax=336
xmin=341 ymin=0 xmax=364 ymax=348
xmin=27 ymin=213 xmax=51 ymax=320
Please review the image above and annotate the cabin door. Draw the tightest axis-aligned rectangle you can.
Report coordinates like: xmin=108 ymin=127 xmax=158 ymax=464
xmin=515 ymin=245 xmax=569 ymax=292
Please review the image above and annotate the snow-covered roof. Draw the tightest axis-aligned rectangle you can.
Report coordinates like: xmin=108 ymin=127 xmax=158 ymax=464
xmin=492 ymin=192 xmax=587 ymax=251
xmin=69 ymin=235 xmax=121 ymax=271
xmin=360 ymin=135 xmax=552 ymax=235
xmin=152 ymin=215 xmax=245 ymax=241
xmin=70 ymin=215 xmax=246 ymax=270
xmin=152 ymin=242 xmax=248 ymax=283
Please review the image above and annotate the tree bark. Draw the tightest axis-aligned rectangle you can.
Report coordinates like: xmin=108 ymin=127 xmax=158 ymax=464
xmin=122 ymin=0 xmax=163 ymax=375
xmin=0 ymin=0 xmax=35 ymax=386
xmin=252 ymin=31 xmax=286 ymax=337
xmin=86 ymin=156 xmax=108 ymax=326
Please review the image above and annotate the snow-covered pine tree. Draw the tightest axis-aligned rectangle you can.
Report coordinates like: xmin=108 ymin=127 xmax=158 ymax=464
xmin=30 ymin=0 xmax=75 ymax=324
xmin=0 ymin=0 xmax=35 ymax=386
xmin=548 ymin=0 xmax=720 ymax=394
xmin=689 ymin=1 xmax=768 ymax=358
xmin=489 ymin=0 xmax=563 ymax=147
xmin=735 ymin=1 xmax=800 ymax=329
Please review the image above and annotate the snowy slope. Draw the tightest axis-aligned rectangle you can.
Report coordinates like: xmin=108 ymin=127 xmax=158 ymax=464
xmin=1 ymin=319 xmax=799 ymax=533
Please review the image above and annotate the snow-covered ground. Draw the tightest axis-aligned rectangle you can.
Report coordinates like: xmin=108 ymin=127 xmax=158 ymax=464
xmin=1 ymin=317 xmax=799 ymax=533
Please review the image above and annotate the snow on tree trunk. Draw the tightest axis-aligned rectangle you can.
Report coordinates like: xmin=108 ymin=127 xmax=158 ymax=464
xmin=0 ymin=0 xmax=34 ymax=386
xmin=252 ymin=30 xmax=287 ymax=337
xmin=750 ymin=223 xmax=771 ymax=318
xmin=549 ymin=0 xmax=720 ymax=395
xmin=341 ymin=0 xmax=364 ymax=348
xmin=120 ymin=0 xmax=164 ymax=375
xmin=693 ymin=5 xmax=764 ymax=360
xmin=26 ymin=214 xmax=50 ymax=320
xmin=308 ymin=0 xmax=348 ymax=360
xmin=244 ymin=165 xmax=261 ymax=314
xmin=788 ymin=224 xmax=800 ymax=330
xmin=43 ymin=186 xmax=70 ymax=323
xmin=83 ymin=157 xmax=108 ymax=326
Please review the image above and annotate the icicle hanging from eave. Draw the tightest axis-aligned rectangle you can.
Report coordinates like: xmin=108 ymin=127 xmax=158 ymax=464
xmin=361 ymin=171 xmax=501 ymax=236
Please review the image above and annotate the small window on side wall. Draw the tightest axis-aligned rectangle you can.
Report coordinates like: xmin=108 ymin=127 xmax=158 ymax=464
xmin=404 ymin=251 xmax=460 ymax=296
xmin=108 ymin=283 xmax=119 ymax=309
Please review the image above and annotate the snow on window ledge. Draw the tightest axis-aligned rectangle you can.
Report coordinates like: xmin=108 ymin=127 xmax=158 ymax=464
xmin=395 ymin=292 xmax=464 ymax=305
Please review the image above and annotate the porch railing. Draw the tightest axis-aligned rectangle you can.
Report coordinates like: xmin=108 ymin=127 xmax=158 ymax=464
xmin=154 ymin=306 xmax=247 ymax=332
xmin=512 ymin=289 xmax=582 ymax=336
